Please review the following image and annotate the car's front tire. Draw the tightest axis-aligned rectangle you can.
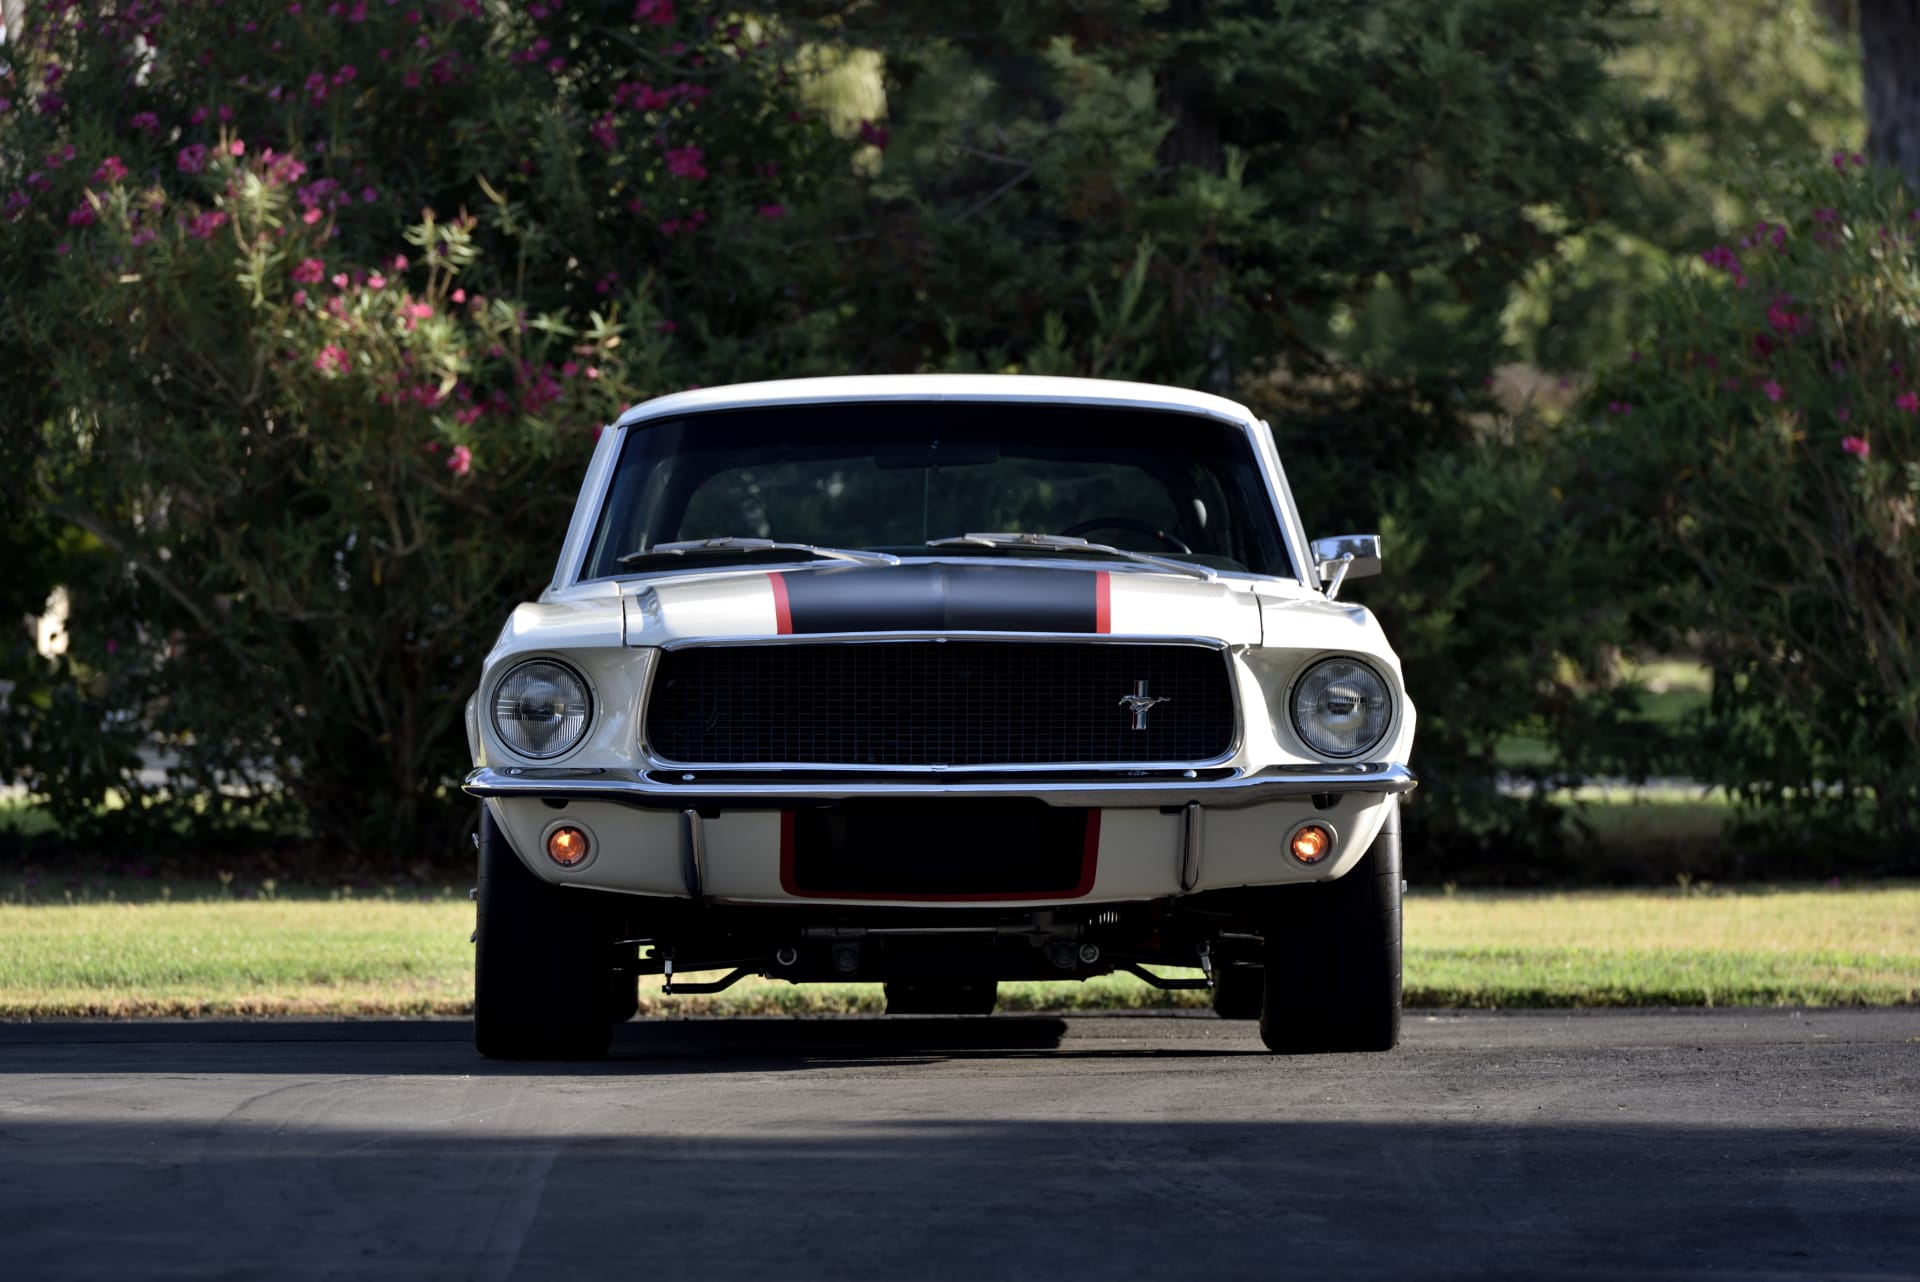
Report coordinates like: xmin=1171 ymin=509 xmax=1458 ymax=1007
xmin=473 ymin=805 xmax=614 ymax=1060
xmin=1257 ymin=799 xmax=1402 ymax=1054
xmin=1210 ymin=966 xmax=1264 ymax=1020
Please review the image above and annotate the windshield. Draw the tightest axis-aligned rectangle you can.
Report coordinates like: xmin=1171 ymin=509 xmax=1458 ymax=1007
xmin=577 ymin=402 xmax=1294 ymax=580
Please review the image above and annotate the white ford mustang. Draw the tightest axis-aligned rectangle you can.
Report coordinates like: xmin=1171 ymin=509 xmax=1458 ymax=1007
xmin=464 ymin=374 xmax=1415 ymax=1057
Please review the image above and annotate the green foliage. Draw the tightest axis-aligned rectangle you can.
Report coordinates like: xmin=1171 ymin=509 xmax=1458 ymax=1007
xmin=0 ymin=0 xmax=857 ymax=856
xmin=1342 ymin=427 xmax=1666 ymax=873
xmin=804 ymin=0 xmax=1669 ymax=399
xmin=1509 ymin=0 xmax=1864 ymax=371
xmin=1587 ymin=155 xmax=1920 ymax=860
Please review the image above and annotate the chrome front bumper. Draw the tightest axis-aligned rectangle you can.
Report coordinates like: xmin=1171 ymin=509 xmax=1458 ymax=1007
xmin=462 ymin=762 xmax=1416 ymax=810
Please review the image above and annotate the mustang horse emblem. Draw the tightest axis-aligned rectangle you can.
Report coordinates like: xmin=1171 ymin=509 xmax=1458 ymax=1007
xmin=1117 ymin=680 xmax=1171 ymax=730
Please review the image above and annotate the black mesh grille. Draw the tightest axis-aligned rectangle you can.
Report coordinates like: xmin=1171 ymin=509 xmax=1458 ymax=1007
xmin=645 ymin=641 xmax=1236 ymax=766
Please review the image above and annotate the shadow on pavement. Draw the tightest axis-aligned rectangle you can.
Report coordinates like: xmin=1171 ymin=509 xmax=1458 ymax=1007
xmin=0 ymin=1109 xmax=1911 ymax=1278
xmin=0 ymin=1015 xmax=1217 ymax=1075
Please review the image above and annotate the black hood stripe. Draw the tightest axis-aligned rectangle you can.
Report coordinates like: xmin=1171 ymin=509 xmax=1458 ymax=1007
xmin=772 ymin=565 xmax=1110 ymax=634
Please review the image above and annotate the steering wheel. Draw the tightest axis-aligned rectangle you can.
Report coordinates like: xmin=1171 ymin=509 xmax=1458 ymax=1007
xmin=1058 ymin=516 xmax=1192 ymax=554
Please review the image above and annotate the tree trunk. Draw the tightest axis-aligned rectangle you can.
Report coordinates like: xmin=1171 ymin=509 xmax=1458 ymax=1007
xmin=1160 ymin=0 xmax=1232 ymax=396
xmin=1860 ymin=0 xmax=1920 ymax=183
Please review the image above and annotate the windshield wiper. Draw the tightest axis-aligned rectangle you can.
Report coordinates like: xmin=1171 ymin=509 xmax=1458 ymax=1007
xmin=617 ymin=537 xmax=900 ymax=569
xmin=926 ymin=532 xmax=1214 ymax=581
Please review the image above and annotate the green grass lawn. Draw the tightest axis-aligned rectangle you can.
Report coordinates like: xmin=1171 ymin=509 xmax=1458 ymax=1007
xmin=0 ymin=879 xmax=1912 ymax=1018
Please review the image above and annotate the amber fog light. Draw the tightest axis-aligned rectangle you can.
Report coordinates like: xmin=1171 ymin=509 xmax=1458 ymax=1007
xmin=1288 ymin=823 xmax=1333 ymax=865
xmin=546 ymin=825 xmax=590 ymax=867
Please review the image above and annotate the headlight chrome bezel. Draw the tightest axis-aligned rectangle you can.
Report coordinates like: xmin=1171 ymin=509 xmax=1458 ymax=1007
xmin=1287 ymin=655 xmax=1394 ymax=761
xmin=490 ymin=657 xmax=595 ymax=761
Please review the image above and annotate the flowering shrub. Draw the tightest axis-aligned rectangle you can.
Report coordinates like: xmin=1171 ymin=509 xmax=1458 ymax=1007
xmin=1586 ymin=155 xmax=1920 ymax=859
xmin=0 ymin=0 xmax=855 ymax=854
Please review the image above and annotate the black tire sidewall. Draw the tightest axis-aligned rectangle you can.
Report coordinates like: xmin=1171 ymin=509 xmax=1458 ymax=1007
xmin=473 ymin=805 xmax=613 ymax=1059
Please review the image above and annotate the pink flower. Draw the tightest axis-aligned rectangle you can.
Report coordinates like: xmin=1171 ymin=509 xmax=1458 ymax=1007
xmin=367 ymin=272 xmax=387 ymax=289
xmin=633 ymin=0 xmax=675 ymax=25
xmin=292 ymin=290 xmax=308 ymax=307
xmin=1898 ymin=391 xmax=1919 ymax=413
xmin=184 ymin=209 xmax=229 ymax=239
xmin=302 ymin=207 xmax=323 ymax=225
xmin=756 ymin=203 xmax=786 ymax=220
xmin=1765 ymin=298 xmax=1806 ymax=337
xmin=333 ymin=65 xmax=357 ymax=86
xmin=664 ymin=146 xmax=706 ymax=179
xmin=589 ymin=114 xmax=618 ymax=150
xmin=1700 ymin=245 xmax=1738 ymax=273
xmin=291 ymin=257 xmax=326 ymax=283
xmin=447 ymin=444 xmax=473 ymax=476
xmin=404 ymin=302 xmax=433 ymax=319
xmin=131 ymin=111 xmax=160 ymax=134
xmin=1842 ymin=435 xmax=1871 ymax=460
xmin=176 ymin=144 xmax=210 ymax=174
xmin=130 ymin=227 xmax=156 ymax=248
xmin=67 ymin=202 xmax=96 ymax=227
xmin=93 ymin=156 xmax=128 ymax=185
xmin=857 ymin=120 xmax=890 ymax=150
xmin=1761 ymin=381 xmax=1784 ymax=402
xmin=305 ymin=72 xmax=329 ymax=101
xmin=451 ymin=288 xmax=466 ymax=303
xmin=331 ymin=272 xmax=350 ymax=289
xmin=229 ymin=139 xmax=246 ymax=157
xmin=313 ymin=344 xmax=349 ymax=375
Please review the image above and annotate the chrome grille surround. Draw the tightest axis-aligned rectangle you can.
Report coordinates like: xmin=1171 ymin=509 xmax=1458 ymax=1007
xmin=641 ymin=634 xmax=1241 ymax=770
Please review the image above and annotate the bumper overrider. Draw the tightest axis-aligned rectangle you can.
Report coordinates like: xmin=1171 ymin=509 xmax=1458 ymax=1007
xmin=464 ymin=762 xmax=1416 ymax=905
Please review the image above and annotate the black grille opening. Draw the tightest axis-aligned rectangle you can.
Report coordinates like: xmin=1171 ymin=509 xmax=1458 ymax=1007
xmin=645 ymin=641 xmax=1235 ymax=766
xmin=783 ymin=802 xmax=1095 ymax=898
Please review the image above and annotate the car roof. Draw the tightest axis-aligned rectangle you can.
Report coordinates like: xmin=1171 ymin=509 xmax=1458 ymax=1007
xmin=610 ymin=374 xmax=1260 ymax=431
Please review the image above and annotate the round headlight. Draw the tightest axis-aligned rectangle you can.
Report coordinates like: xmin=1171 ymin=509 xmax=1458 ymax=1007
xmin=491 ymin=659 xmax=592 ymax=759
xmin=1290 ymin=658 xmax=1392 ymax=759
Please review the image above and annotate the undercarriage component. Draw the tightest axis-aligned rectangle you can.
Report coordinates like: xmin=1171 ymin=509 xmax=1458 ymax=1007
xmin=1117 ymin=962 xmax=1212 ymax=991
xmin=884 ymin=980 xmax=998 ymax=1015
xmin=662 ymin=966 xmax=754 ymax=996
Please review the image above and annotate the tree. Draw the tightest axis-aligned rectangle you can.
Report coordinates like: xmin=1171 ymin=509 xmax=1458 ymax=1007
xmin=1859 ymin=0 xmax=1920 ymax=180
xmin=0 ymin=0 xmax=857 ymax=857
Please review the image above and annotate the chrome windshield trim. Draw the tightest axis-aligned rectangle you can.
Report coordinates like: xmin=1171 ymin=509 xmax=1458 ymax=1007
xmin=464 ymin=762 xmax=1416 ymax=811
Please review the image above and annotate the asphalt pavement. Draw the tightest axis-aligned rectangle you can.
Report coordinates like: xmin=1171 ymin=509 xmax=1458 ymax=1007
xmin=0 ymin=1009 xmax=1915 ymax=1280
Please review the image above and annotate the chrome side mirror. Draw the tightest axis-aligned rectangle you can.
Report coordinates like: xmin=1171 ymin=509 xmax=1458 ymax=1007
xmin=1311 ymin=534 xmax=1382 ymax=600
